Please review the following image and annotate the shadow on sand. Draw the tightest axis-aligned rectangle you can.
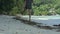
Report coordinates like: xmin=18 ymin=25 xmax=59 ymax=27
xmin=13 ymin=16 xmax=60 ymax=32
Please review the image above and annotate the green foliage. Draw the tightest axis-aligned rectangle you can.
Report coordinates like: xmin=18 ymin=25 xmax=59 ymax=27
xmin=9 ymin=7 xmax=19 ymax=15
xmin=0 ymin=0 xmax=15 ymax=13
xmin=0 ymin=0 xmax=24 ymax=15
xmin=56 ymin=8 xmax=60 ymax=15
xmin=32 ymin=0 xmax=60 ymax=15
xmin=0 ymin=0 xmax=60 ymax=15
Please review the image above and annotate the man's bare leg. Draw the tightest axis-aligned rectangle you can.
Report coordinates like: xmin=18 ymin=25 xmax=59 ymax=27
xmin=27 ymin=9 xmax=31 ymax=23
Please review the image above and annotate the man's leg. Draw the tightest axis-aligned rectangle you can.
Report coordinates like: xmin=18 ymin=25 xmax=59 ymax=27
xmin=27 ymin=9 xmax=31 ymax=23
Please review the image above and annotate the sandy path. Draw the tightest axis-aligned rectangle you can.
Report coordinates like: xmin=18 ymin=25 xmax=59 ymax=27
xmin=0 ymin=15 xmax=60 ymax=34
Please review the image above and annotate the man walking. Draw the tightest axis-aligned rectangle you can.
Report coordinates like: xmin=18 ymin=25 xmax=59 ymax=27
xmin=22 ymin=0 xmax=33 ymax=23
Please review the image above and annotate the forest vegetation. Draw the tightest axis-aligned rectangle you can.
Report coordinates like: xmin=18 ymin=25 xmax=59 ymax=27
xmin=0 ymin=0 xmax=60 ymax=16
